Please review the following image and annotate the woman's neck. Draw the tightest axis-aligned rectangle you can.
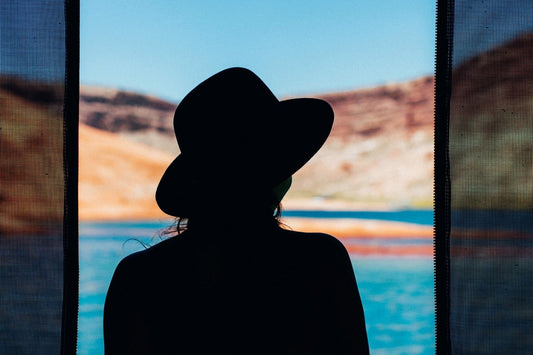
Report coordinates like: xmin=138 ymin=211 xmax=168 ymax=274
xmin=187 ymin=210 xmax=279 ymax=233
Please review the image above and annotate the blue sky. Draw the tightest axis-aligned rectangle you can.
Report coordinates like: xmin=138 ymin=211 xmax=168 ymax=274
xmin=81 ymin=1 xmax=436 ymax=102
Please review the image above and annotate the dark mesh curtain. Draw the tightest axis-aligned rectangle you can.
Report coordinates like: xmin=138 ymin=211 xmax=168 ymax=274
xmin=0 ymin=1 xmax=78 ymax=354
xmin=435 ymin=0 xmax=533 ymax=353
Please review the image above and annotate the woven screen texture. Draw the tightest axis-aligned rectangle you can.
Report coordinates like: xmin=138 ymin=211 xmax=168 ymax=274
xmin=0 ymin=1 xmax=78 ymax=354
xmin=2 ymin=0 xmax=532 ymax=353
xmin=436 ymin=0 xmax=533 ymax=353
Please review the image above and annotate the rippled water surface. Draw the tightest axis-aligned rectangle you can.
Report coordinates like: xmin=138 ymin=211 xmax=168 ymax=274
xmin=78 ymin=220 xmax=434 ymax=354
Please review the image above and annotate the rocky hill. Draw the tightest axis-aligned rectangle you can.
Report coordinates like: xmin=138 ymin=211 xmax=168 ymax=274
xmin=449 ymin=32 xmax=533 ymax=209
xmin=4 ymin=33 xmax=531 ymax=227
xmin=290 ymin=75 xmax=434 ymax=206
xmin=0 ymin=81 xmax=65 ymax=233
xmin=80 ymin=86 xmax=178 ymax=153
xmin=80 ymin=75 xmax=435 ymax=213
xmin=1 ymin=72 xmax=435 ymax=226
xmin=79 ymin=124 xmax=174 ymax=220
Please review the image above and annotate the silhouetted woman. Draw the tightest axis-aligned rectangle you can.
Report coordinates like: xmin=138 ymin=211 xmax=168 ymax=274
xmin=104 ymin=68 xmax=369 ymax=354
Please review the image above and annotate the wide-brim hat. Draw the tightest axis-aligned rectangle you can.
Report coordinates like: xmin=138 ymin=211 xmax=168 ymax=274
xmin=156 ymin=67 xmax=333 ymax=217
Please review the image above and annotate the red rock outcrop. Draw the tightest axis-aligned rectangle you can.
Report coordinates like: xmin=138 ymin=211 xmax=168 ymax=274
xmin=80 ymin=75 xmax=435 ymax=209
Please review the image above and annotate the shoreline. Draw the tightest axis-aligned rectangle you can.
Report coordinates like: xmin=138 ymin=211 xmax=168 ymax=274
xmin=281 ymin=198 xmax=397 ymax=211
xmin=79 ymin=197 xmax=432 ymax=221
xmin=79 ymin=216 xmax=433 ymax=238
xmin=282 ymin=217 xmax=432 ymax=239
xmin=80 ymin=212 xmax=433 ymax=257
xmin=79 ymin=198 xmax=433 ymax=257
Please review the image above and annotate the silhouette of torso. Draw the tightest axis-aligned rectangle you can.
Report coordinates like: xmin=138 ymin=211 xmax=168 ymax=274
xmin=104 ymin=222 xmax=368 ymax=354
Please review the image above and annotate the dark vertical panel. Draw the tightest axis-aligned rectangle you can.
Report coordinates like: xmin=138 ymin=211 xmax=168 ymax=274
xmin=434 ymin=1 xmax=453 ymax=353
xmin=62 ymin=1 xmax=80 ymax=354
xmin=0 ymin=0 xmax=78 ymax=354
xmin=443 ymin=0 xmax=533 ymax=353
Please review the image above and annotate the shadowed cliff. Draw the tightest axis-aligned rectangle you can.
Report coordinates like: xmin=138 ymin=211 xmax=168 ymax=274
xmin=79 ymin=75 xmax=435 ymax=212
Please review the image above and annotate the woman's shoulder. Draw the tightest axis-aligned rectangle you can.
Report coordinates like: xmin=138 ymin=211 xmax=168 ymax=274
xmin=111 ymin=248 xmax=147 ymax=279
xmin=277 ymin=229 xmax=354 ymax=278
xmin=112 ymin=234 xmax=177 ymax=269
xmin=280 ymin=227 xmax=341 ymax=242
xmin=118 ymin=233 xmax=189 ymax=267
xmin=278 ymin=228 xmax=349 ymax=255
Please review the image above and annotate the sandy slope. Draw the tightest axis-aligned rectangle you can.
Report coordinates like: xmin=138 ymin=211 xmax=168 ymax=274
xmin=78 ymin=123 xmax=432 ymax=243
xmin=79 ymin=123 xmax=432 ymax=257
xmin=79 ymin=124 xmax=174 ymax=220
xmin=80 ymin=75 xmax=435 ymax=207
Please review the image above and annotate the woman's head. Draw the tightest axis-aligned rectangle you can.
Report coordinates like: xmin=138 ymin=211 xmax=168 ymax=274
xmin=164 ymin=197 xmax=285 ymax=237
xmin=156 ymin=67 xmax=333 ymax=218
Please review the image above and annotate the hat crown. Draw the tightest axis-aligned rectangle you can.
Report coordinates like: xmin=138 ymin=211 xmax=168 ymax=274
xmin=174 ymin=68 xmax=278 ymax=158
xmin=156 ymin=67 xmax=334 ymax=217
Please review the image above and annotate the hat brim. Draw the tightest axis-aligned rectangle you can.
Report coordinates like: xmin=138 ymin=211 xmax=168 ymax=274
xmin=156 ymin=97 xmax=333 ymax=217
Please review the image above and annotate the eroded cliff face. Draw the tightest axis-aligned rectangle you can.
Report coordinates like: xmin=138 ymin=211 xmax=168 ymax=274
xmin=5 ymin=34 xmax=531 ymax=225
xmin=291 ymin=75 xmax=434 ymax=206
xmin=1 ymin=73 xmax=435 ymax=226
xmin=0 ymin=80 xmax=65 ymax=233
xmin=448 ymin=33 xmax=533 ymax=209
xmin=76 ymin=32 xmax=533 ymax=217
xmin=79 ymin=75 xmax=435 ymax=214
xmin=79 ymin=86 xmax=178 ymax=154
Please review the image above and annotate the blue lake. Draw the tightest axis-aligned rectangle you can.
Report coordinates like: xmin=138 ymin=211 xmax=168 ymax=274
xmin=78 ymin=212 xmax=434 ymax=354
xmin=283 ymin=209 xmax=434 ymax=226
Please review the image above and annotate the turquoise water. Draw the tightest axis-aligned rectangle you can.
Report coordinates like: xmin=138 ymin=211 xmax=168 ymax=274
xmin=284 ymin=209 xmax=434 ymax=226
xmin=78 ymin=216 xmax=434 ymax=354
